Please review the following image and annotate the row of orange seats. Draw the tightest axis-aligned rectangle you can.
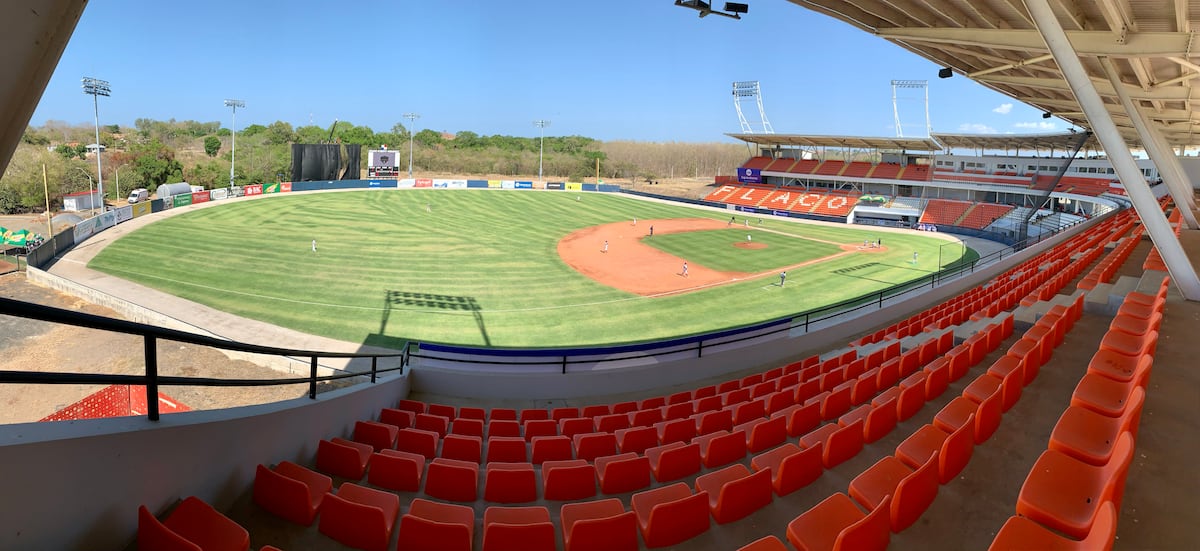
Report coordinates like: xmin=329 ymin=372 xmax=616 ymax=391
xmin=990 ymin=277 xmax=1165 ymax=549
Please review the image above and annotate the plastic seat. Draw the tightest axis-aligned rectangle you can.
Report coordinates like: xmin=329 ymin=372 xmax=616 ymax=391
xmin=367 ymin=449 xmax=425 ymax=492
xmin=875 ymin=359 xmax=900 ymax=390
xmin=821 ymin=385 xmax=853 ymax=420
xmin=1015 ymin=432 xmax=1134 ymax=539
xmin=1098 ymin=329 xmax=1157 ymax=357
xmin=483 ymin=506 xmax=555 ymax=551
xmin=662 ymin=401 xmax=695 ymax=421
xmin=354 ymin=420 xmax=399 ymax=452
xmin=253 ymin=462 xmax=331 ymax=526
xmin=988 ymin=501 xmax=1116 ymax=551
xmin=963 ymin=372 xmax=1001 ymax=404
xmin=395 ymin=427 xmax=439 ymax=459
xmin=773 ymin=401 xmax=821 ymax=437
xmin=750 ymin=380 xmax=777 ymax=399
xmin=786 ymin=492 xmax=891 ymax=551
xmin=428 ymin=403 xmax=456 ymax=419
xmin=1050 ymin=388 xmax=1144 ymax=466
xmin=316 ymin=437 xmax=372 ymax=479
xmin=934 ymin=395 xmax=1001 ymax=444
xmin=560 ymin=498 xmax=638 ymax=551
xmin=559 ymin=417 xmax=594 ymax=439
xmin=574 ymin=432 xmax=618 ymax=461
xmin=895 ymin=417 xmax=975 ymax=484
xmin=850 ymin=373 xmax=878 ymax=405
xmin=740 ymin=415 xmax=787 ymax=453
xmin=765 ymin=389 xmax=795 ymax=414
xmin=897 ymin=373 xmax=927 ymax=421
xmin=489 ymin=408 xmax=517 ymax=421
xmin=752 ymin=441 xmax=822 ymax=496
xmin=923 ymin=359 xmax=950 ymax=400
xmin=1072 ymin=360 xmax=1150 ymax=417
xmin=530 ymin=435 xmax=573 ymax=464
xmin=440 ymin=433 xmax=482 ymax=463
xmin=733 ymin=399 xmax=767 ymax=425
xmin=400 ymin=498 xmax=473 ymax=551
xmin=520 ymin=408 xmax=550 ymax=423
xmin=722 ymin=388 xmax=751 ymax=406
xmin=631 ymin=482 xmax=711 ymax=548
xmin=581 ymin=404 xmax=611 ymax=418
xmin=862 ymin=398 xmax=898 ymax=443
xmin=849 ymin=451 xmax=939 ymax=532
xmin=1087 ymin=348 xmax=1152 ymax=384
xmin=615 ymin=425 xmax=658 ymax=455
xmin=695 ymin=429 xmax=748 ymax=468
xmin=646 ymin=441 xmax=702 ymax=483
xmin=459 ymin=406 xmax=487 ymax=421
xmin=486 ymin=436 xmax=528 ymax=463
xmin=695 ymin=463 xmax=773 ymax=524
xmin=552 ymin=407 xmax=581 ymax=422
xmin=542 ymin=459 xmax=597 ymax=500
xmin=594 ymin=413 xmax=630 ymax=433
xmin=694 ymin=408 xmax=734 ymax=436
xmin=379 ymin=407 xmax=415 ymax=429
xmin=424 ymin=458 xmax=479 ymax=502
xmin=595 ymin=452 xmax=652 ymax=494
xmin=611 ymin=401 xmax=638 ymax=415
xmin=397 ymin=399 xmax=426 ymax=414
xmin=488 ymin=419 xmax=522 ymax=438
xmin=484 ymin=462 xmax=537 ymax=504
xmin=794 ymin=379 xmax=821 ymax=404
xmin=655 ymin=418 xmax=696 ymax=446
xmin=628 ymin=408 xmax=663 ymax=427
xmin=450 ymin=418 xmax=484 ymax=438
xmin=640 ymin=396 xmax=667 ymax=410
xmin=694 ymin=384 xmax=718 ymax=399
xmin=523 ymin=419 xmax=558 ymax=441
xmin=739 ymin=535 xmax=788 ymax=550
xmin=138 ymin=497 xmax=250 ymax=551
xmin=318 ymin=483 xmax=400 ymax=551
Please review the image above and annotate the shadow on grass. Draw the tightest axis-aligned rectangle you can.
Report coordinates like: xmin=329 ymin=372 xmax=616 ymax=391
xmin=377 ymin=290 xmax=490 ymax=347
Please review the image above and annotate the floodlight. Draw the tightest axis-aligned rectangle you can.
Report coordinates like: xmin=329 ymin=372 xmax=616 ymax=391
xmin=938 ymin=67 xmax=953 ymax=78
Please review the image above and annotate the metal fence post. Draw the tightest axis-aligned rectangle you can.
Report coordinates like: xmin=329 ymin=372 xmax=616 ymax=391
xmin=371 ymin=356 xmax=378 ymax=383
xmin=309 ymin=357 xmax=318 ymax=399
xmin=145 ymin=335 xmax=159 ymax=421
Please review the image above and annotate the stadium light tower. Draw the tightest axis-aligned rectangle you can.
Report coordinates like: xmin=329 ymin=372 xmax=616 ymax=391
xmin=534 ymin=119 xmax=550 ymax=179
xmin=81 ymin=77 xmax=110 ymax=211
xmin=224 ymin=99 xmax=245 ymax=188
xmin=403 ymin=112 xmax=420 ymax=177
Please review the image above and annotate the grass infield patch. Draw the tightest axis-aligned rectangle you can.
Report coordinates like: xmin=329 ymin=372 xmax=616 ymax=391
xmin=643 ymin=228 xmax=843 ymax=273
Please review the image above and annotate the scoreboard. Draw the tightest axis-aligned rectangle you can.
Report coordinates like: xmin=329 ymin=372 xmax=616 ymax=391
xmin=368 ymin=149 xmax=400 ymax=177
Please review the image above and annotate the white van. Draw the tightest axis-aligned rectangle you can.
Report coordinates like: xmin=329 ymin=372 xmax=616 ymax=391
xmin=127 ymin=188 xmax=149 ymax=204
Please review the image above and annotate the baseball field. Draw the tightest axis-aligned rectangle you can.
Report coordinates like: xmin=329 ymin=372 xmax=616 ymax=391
xmin=87 ymin=190 xmax=976 ymax=348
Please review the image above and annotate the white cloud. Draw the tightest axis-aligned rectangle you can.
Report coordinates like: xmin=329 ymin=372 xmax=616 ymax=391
xmin=1014 ymin=121 xmax=1058 ymax=130
xmin=992 ymin=103 xmax=1013 ymax=115
xmin=958 ymin=123 xmax=997 ymax=134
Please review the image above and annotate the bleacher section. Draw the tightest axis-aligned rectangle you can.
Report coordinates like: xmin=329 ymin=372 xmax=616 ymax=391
xmin=815 ymin=160 xmax=846 ymax=176
xmin=741 ymin=157 xmax=772 ymax=171
xmin=871 ymin=163 xmax=903 ymax=179
xmin=788 ymin=159 xmax=821 ymax=174
xmin=763 ymin=158 xmax=798 ymax=173
xmin=899 ymin=165 xmax=932 ymax=181
xmin=919 ymin=199 xmax=973 ymax=226
xmin=842 ymin=162 xmax=873 ymax=178
xmin=724 ymin=186 xmax=777 ymax=208
xmin=811 ymin=191 xmax=862 ymax=217
xmin=958 ymin=203 xmax=1015 ymax=230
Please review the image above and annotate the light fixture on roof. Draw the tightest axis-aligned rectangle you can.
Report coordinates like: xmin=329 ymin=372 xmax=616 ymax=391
xmin=938 ymin=67 xmax=953 ymax=79
xmin=1042 ymin=112 xmax=1053 ymax=119
xmin=674 ymin=0 xmax=747 ymax=19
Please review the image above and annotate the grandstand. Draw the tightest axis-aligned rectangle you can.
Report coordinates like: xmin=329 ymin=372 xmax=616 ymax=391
xmin=1 ymin=1 xmax=1200 ymax=551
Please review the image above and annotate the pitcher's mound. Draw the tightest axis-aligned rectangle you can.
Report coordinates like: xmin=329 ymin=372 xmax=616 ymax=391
xmin=734 ymin=242 xmax=768 ymax=250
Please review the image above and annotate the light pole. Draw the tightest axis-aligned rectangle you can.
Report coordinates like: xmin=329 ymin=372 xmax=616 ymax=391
xmin=82 ymin=77 xmax=110 ymax=211
xmin=224 ymin=99 xmax=245 ymax=188
xmin=533 ymin=120 xmax=550 ymax=180
xmin=403 ymin=113 xmax=419 ymax=177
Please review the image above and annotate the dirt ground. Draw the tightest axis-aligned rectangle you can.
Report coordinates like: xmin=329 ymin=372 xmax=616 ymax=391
xmin=0 ymin=273 xmax=308 ymax=424
xmin=556 ymin=218 xmax=889 ymax=296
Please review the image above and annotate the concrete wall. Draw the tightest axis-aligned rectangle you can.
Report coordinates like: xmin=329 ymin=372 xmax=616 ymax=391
xmin=0 ymin=373 xmax=408 ymax=550
xmin=1176 ymin=156 xmax=1200 ymax=189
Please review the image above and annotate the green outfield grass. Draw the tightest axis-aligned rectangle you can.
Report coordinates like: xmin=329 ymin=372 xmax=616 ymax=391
xmin=644 ymin=228 xmax=844 ymax=272
xmin=88 ymin=190 xmax=974 ymax=348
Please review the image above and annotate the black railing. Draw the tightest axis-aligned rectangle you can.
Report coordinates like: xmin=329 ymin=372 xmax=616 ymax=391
xmin=0 ymin=297 xmax=406 ymax=421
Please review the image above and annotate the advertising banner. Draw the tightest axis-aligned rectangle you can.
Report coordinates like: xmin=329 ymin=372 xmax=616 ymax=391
xmin=433 ymin=179 xmax=467 ymax=188
xmin=582 ymin=183 xmax=598 ymax=192
xmin=466 ymin=180 xmax=489 ymax=189
xmin=210 ymin=188 xmax=230 ymax=201
xmin=132 ymin=202 xmax=152 ymax=218
xmin=263 ymin=183 xmax=281 ymax=194
xmin=173 ymin=194 xmax=193 ymax=208
xmin=514 ymin=181 xmax=533 ymax=189
xmin=281 ymin=182 xmax=292 ymax=192
xmin=565 ymin=182 xmax=583 ymax=191
xmin=191 ymin=191 xmax=211 ymax=204
xmin=772 ymin=210 xmax=792 ymax=218
xmin=546 ymin=182 xmax=564 ymax=190
xmin=397 ymin=179 xmax=415 ymax=188
xmin=738 ymin=167 xmax=762 ymax=184
xmin=501 ymin=181 xmax=515 ymax=189
xmin=533 ymin=181 xmax=546 ymax=190
xmin=487 ymin=180 xmax=501 ymax=188
xmin=114 ymin=205 xmax=133 ymax=224
xmin=244 ymin=184 xmax=263 ymax=196
xmin=415 ymin=178 xmax=433 ymax=188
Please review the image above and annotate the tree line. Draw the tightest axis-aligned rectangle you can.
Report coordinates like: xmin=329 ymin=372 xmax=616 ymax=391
xmin=1 ymin=118 xmax=749 ymax=214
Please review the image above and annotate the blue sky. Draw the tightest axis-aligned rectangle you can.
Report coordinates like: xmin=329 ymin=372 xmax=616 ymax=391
xmin=31 ymin=0 xmax=1070 ymax=142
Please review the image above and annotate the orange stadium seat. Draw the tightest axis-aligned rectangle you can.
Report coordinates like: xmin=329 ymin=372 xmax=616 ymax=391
xmin=318 ymin=483 xmax=400 ymax=551
xmin=560 ymin=499 xmax=638 ymax=551
xmin=253 ymin=462 xmax=331 ymax=526
xmin=138 ymin=497 xmax=250 ymax=551
xmin=482 ymin=506 xmax=556 ymax=551
xmin=400 ymin=498 xmax=474 ymax=551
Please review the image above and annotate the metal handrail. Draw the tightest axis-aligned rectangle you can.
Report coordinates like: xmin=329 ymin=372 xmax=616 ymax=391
xmin=0 ymin=296 xmax=406 ymax=421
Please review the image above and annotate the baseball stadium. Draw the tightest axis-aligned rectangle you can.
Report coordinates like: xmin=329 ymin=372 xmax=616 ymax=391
xmin=2 ymin=2 xmax=1199 ymax=551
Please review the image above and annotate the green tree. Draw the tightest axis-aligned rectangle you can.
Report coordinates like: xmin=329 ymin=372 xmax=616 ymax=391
xmin=104 ymin=124 xmax=121 ymax=133
xmin=22 ymin=129 xmax=50 ymax=146
xmin=265 ymin=121 xmax=296 ymax=145
xmin=128 ymin=138 xmax=183 ymax=190
xmin=55 ymin=144 xmax=79 ymax=160
xmin=204 ymin=136 xmax=221 ymax=157
xmin=242 ymin=124 xmax=267 ymax=137
xmin=74 ymin=144 xmax=89 ymax=158
xmin=414 ymin=129 xmax=443 ymax=148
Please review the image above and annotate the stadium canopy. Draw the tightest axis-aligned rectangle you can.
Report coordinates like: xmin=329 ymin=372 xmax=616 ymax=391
xmin=727 ymin=133 xmax=942 ymax=151
xmin=931 ymin=132 xmax=1102 ymax=152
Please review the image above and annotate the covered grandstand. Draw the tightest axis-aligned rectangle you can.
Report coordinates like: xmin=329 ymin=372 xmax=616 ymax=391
xmin=1 ymin=1 xmax=1199 ymax=551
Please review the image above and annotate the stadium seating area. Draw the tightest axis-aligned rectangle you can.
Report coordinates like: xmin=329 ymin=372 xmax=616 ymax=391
xmin=958 ymin=203 xmax=1015 ymax=230
xmin=129 ymin=197 xmax=1174 ymax=551
xmin=918 ymin=199 xmax=973 ymax=226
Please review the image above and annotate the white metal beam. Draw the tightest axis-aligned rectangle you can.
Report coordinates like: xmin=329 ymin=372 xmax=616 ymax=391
xmin=1027 ymin=0 xmax=1200 ymax=300
xmin=975 ymin=74 xmax=1196 ymax=101
xmin=1100 ymin=56 xmax=1200 ymax=225
xmin=876 ymin=27 xmax=1193 ymax=56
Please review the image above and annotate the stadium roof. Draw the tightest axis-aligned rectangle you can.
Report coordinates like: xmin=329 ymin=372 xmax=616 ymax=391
xmin=931 ymin=132 xmax=1102 ymax=151
xmin=726 ymin=133 xmax=943 ymax=151
xmin=786 ymin=0 xmax=1200 ymax=148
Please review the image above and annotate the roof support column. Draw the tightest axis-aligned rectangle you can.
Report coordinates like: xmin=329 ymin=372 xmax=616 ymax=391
xmin=1027 ymin=0 xmax=1200 ymax=299
xmin=1097 ymin=56 xmax=1200 ymax=228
